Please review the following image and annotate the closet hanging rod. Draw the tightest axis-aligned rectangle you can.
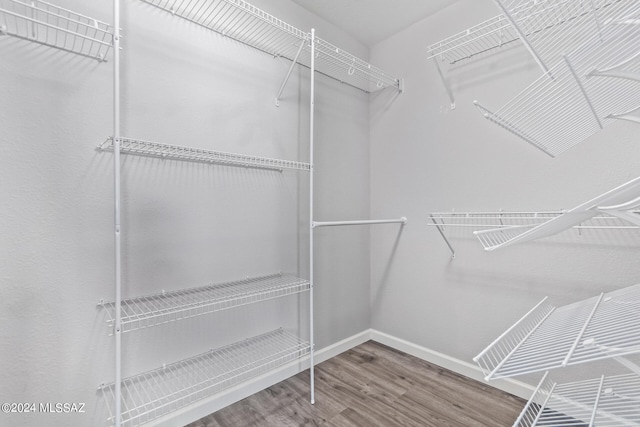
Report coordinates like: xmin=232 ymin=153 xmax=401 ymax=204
xmin=0 ymin=0 xmax=113 ymax=60
xmin=312 ymin=217 xmax=407 ymax=228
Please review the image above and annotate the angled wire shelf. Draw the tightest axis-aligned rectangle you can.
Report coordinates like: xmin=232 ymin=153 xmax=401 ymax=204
xmin=494 ymin=0 xmax=632 ymax=75
xmin=139 ymin=0 xmax=307 ymax=61
xmin=515 ymin=372 xmax=640 ymax=427
xmin=0 ymin=0 xmax=113 ymax=60
xmin=100 ymin=328 xmax=310 ymax=427
xmin=100 ymin=273 xmax=310 ymax=334
xmin=138 ymin=0 xmax=402 ymax=94
xmin=98 ymin=137 xmax=311 ymax=172
xmin=474 ymin=0 xmax=640 ymax=156
xmin=312 ymin=36 xmax=401 ymax=93
xmin=473 ymin=283 xmax=640 ymax=381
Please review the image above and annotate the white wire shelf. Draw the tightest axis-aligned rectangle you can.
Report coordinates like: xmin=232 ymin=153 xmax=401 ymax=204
xmin=312 ymin=36 xmax=401 ymax=93
xmin=138 ymin=0 xmax=402 ymax=94
xmin=515 ymin=372 xmax=640 ymax=427
xmin=494 ymin=0 xmax=632 ymax=75
xmin=100 ymin=273 xmax=310 ymax=334
xmin=0 ymin=0 xmax=113 ymax=60
xmin=98 ymin=137 xmax=311 ymax=172
xmin=474 ymin=283 xmax=640 ymax=381
xmin=427 ymin=4 xmax=526 ymax=63
xmin=474 ymin=0 xmax=640 ymax=157
xmin=427 ymin=1 xmax=628 ymax=66
xmin=100 ymin=328 xmax=310 ymax=427
xmin=428 ymin=175 xmax=640 ymax=254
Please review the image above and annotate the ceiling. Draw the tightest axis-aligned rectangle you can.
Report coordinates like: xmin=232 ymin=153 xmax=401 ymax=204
xmin=290 ymin=0 xmax=462 ymax=46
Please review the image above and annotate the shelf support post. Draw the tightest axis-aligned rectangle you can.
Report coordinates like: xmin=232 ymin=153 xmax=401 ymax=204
xmin=113 ymin=0 xmax=122 ymax=425
xmin=433 ymin=58 xmax=455 ymax=109
xmin=308 ymin=27 xmax=315 ymax=406
xmin=275 ymin=38 xmax=307 ymax=107
xmin=428 ymin=214 xmax=455 ymax=258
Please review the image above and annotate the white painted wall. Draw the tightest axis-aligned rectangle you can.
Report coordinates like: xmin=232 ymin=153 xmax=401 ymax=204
xmin=0 ymin=1 xmax=371 ymax=426
xmin=370 ymin=0 xmax=640 ymax=392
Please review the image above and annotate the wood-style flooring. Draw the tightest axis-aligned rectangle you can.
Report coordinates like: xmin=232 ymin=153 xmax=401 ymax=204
xmin=186 ymin=340 xmax=525 ymax=427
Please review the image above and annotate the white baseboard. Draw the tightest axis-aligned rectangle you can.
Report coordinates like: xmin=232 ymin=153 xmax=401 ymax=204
xmin=369 ymin=329 xmax=534 ymax=400
xmin=150 ymin=329 xmax=532 ymax=426
xmin=149 ymin=329 xmax=371 ymax=427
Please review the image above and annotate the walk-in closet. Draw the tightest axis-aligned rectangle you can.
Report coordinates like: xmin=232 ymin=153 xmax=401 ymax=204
xmin=1 ymin=0 xmax=639 ymax=426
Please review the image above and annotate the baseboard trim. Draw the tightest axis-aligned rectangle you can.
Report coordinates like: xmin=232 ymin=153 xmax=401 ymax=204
xmin=369 ymin=329 xmax=534 ymax=400
xmin=149 ymin=329 xmax=371 ymax=427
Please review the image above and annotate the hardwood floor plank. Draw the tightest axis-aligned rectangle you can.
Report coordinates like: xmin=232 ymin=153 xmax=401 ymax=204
xmin=185 ymin=340 xmax=526 ymax=427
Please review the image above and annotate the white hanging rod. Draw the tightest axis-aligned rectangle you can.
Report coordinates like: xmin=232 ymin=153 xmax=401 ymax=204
xmin=0 ymin=0 xmax=113 ymax=60
xmin=99 ymin=273 xmax=310 ymax=334
xmin=99 ymin=329 xmax=310 ymax=427
xmin=312 ymin=217 xmax=407 ymax=228
xmin=98 ymin=137 xmax=311 ymax=172
xmin=138 ymin=0 xmax=402 ymax=95
xmin=473 ymin=283 xmax=640 ymax=381
xmin=514 ymin=373 xmax=640 ymax=427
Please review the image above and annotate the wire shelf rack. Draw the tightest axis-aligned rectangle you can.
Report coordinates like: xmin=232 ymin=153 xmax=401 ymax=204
xmin=138 ymin=0 xmax=401 ymax=93
xmin=428 ymin=176 xmax=640 ymax=254
xmin=100 ymin=273 xmax=310 ymax=334
xmin=0 ymin=0 xmax=113 ymax=60
xmin=98 ymin=137 xmax=311 ymax=172
xmin=515 ymin=372 xmax=640 ymax=427
xmin=100 ymin=328 xmax=310 ymax=427
xmin=474 ymin=283 xmax=640 ymax=381
xmin=495 ymin=0 xmax=631 ymax=75
xmin=427 ymin=14 xmax=517 ymax=64
xmin=474 ymin=0 xmax=640 ymax=157
xmin=312 ymin=36 xmax=401 ymax=93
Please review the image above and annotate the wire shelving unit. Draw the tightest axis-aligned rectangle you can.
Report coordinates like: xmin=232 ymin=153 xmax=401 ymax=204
xmin=515 ymin=372 xmax=640 ymax=427
xmin=98 ymin=137 xmax=311 ymax=172
xmin=428 ymin=175 xmax=640 ymax=255
xmin=474 ymin=0 xmax=640 ymax=157
xmin=102 ymin=1 xmax=404 ymax=425
xmin=100 ymin=328 xmax=311 ymax=427
xmin=100 ymin=273 xmax=311 ymax=334
xmin=138 ymin=0 xmax=402 ymax=95
xmin=0 ymin=0 xmax=113 ymax=60
xmin=473 ymin=283 xmax=640 ymax=381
